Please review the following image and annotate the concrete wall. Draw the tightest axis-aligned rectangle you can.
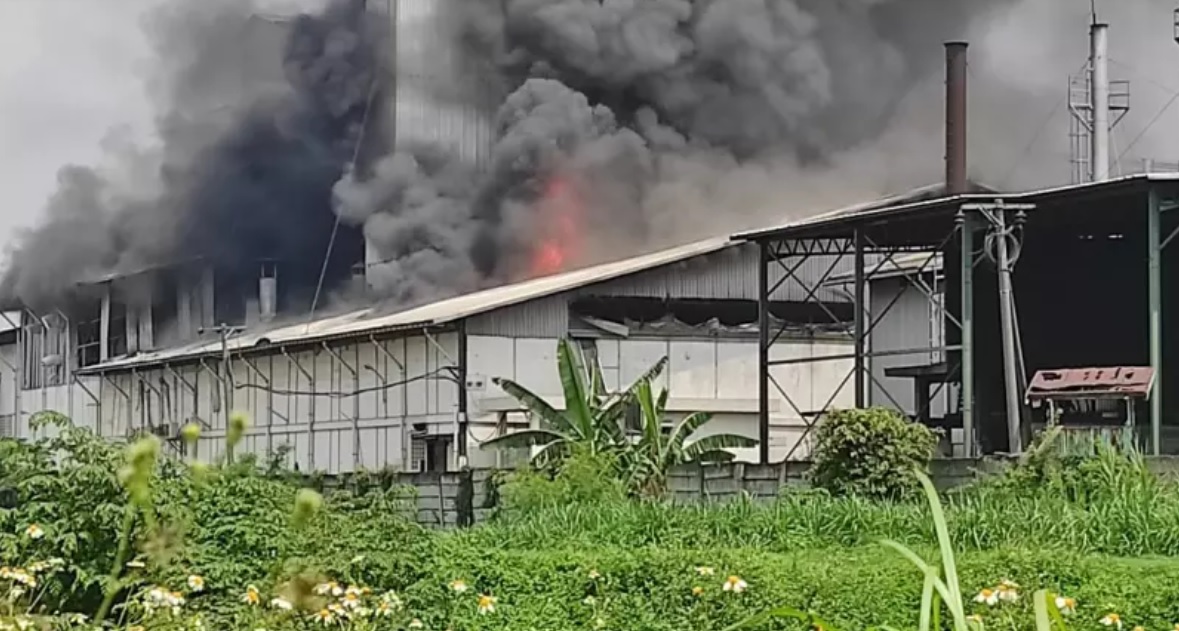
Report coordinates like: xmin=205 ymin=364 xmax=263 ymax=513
xmin=349 ymin=458 xmax=1022 ymax=528
xmin=387 ymin=456 xmax=1179 ymax=528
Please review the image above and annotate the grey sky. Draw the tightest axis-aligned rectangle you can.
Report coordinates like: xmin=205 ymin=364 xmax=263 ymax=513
xmin=0 ymin=0 xmax=156 ymax=243
xmin=0 ymin=0 xmax=324 ymax=249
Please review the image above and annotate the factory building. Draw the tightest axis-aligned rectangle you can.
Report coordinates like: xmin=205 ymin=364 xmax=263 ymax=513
xmin=0 ymin=232 xmax=871 ymax=472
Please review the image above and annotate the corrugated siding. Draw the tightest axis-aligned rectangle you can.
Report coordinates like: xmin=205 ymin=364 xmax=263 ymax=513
xmin=466 ymin=295 xmax=569 ymax=338
xmin=578 ymin=242 xmax=854 ymax=303
xmin=93 ymin=331 xmax=461 ymax=474
xmin=868 ymin=277 xmax=950 ymax=416
xmin=393 ymin=0 xmax=495 ymax=167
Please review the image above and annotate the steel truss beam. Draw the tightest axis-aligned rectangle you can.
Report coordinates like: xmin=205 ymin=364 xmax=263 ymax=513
xmin=757 ymin=226 xmax=967 ymax=463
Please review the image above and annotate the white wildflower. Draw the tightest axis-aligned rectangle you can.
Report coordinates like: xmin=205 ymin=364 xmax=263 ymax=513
xmin=723 ymin=575 xmax=748 ymax=593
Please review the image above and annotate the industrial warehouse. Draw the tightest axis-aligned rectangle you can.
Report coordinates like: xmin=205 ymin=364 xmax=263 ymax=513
xmin=0 ymin=1 xmax=1176 ymax=477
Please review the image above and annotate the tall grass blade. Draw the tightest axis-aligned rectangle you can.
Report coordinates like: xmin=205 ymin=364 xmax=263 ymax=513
xmin=880 ymin=540 xmax=957 ymax=611
xmin=916 ymin=471 xmax=967 ymax=627
xmin=918 ymin=573 xmax=934 ymax=631
xmin=1033 ymin=589 xmax=1052 ymax=631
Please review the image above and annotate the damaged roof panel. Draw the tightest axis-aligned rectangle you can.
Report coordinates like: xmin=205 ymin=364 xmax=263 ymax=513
xmin=79 ymin=237 xmax=736 ymax=373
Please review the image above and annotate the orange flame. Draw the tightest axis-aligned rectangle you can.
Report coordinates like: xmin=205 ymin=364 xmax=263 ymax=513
xmin=528 ymin=174 xmax=583 ymax=277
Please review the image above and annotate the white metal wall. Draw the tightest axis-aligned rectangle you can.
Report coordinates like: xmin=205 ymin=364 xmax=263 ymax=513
xmin=0 ymin=342 xmax=101 ymax=441
xmin=466 ymin=335 xmax=854 ymax=464
xmin=868 ymin=277 xmax=951 ymax=418
xmin=93 ymin=332 xmax=459 ymax=473
xmin=3 ymin=328 xmax=852 ymax=466
xmin=391 ymin=0 xmax=495 ymax=165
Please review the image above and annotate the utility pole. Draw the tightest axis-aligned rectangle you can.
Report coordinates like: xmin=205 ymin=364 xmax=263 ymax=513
xmin=961 ymin=201 xmax=1035 ymax=454
xmin=199 ymin=323 xmax=244 ymax=431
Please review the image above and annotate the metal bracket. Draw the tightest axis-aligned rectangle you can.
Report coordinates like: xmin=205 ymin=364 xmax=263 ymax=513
xmin=73 ymin=373 xmax=100 ymax=406
xmin=163 ymin=364 xmax=198 ymax=395
xmin=321 ymin=342 xmax=358 ymax=377
xmin=369 ymin=335 xmax=404 ymax=371
xmin=102 ymin=373 xmax=130 ymax=401
xmin=423 ymin=329 xmax=457 ymax=365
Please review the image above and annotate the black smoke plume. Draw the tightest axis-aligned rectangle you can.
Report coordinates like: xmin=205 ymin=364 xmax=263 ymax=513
xmin=335 ymin=0 xmax=1022 ymax=305
xmin=8 ymin=0 xmax=1114 ymax=318
xmin=2 ymin=0 xmax=383 ymax=312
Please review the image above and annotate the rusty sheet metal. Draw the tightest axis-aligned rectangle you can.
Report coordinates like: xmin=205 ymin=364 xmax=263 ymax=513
xmin=1026 ymin=366 xmax=1155 ymax=401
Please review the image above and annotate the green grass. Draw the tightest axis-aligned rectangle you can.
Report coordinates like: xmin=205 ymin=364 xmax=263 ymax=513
xmin=466 ymin=482 xmax=1179 ymax=557
xmin=402 ymin=543 xmax=1179 ymax=631
xmin=10 ymin=421 xmax=1179 ymax=629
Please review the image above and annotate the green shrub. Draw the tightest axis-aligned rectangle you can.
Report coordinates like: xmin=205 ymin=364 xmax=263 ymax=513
xmin=498 ymin=448 xmax=626 ymax=513
xmin=808 ymin=407 xmax=940 ymax=500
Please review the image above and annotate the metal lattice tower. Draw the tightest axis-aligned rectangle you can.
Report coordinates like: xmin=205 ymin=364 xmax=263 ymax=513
xmin=1068 ymin=24 xmax=1130 ymax=184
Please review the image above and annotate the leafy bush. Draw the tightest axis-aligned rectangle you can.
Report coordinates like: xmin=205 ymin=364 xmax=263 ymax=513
xmin=809 ymin=407 xmax=940 ymax=499
xmin=498 ymin=448 xmax=627 ymax=513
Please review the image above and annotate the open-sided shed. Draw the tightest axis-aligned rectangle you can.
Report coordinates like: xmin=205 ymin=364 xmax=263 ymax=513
xmin=735 ymin=173 xmax=1179 ymax=460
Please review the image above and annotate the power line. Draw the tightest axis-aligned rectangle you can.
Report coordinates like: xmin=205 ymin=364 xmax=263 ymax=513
xmin=1116 ymin=91 xmax=1179 ymax=164
xmin=235 ymin=367 xmax=457 ymax=398
xmin=1109 ymin=58 xmax=1179 ymax=94
xmin=999 ymin=94 xmax=1067 ymax=188
xmin=306 ymin=75 xmax=381 ymax=331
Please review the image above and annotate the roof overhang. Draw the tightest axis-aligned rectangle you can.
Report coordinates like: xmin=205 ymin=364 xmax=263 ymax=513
xmin=734 ymin=173 xmax=1179 ymax=243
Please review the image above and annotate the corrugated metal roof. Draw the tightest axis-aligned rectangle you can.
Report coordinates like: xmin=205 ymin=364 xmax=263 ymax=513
xmin=80 ymin=237 xmax=735 ymax=373
xmin=826 ymin=252 xmax=942 ymax=285
xmin=0 ymin=312 xmax=20 ymax=335
xmin=734 ymin=173 xmax=1179 ymax=242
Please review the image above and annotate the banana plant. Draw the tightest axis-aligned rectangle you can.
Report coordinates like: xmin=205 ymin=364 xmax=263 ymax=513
xmin=480 ymin=339 xmax=667 ymax=469
xmin=624 ymin=378 xmax=759 ymax=497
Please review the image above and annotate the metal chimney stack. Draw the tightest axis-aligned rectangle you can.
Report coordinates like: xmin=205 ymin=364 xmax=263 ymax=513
xmin=945 ymin=42 xmax=969 ymax=195
xmin=259 ymin=261 xmax=277 ymax=323
xmin=1090 ymin=23 xmax=1111 ymax=182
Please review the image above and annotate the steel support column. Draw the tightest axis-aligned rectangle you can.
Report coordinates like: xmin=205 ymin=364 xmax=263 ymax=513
xmin=1149 ymin=187 xmax=1163 ymax=455
xmin=960 ymin=212 xmax=976 ymax=457
xmin=457 ymin=322 xmax=469 ymax=468
xmin=853 ymin=230 xmax=866 ymax=407
xmin=757 ymin=240 xmax=771 ymax=464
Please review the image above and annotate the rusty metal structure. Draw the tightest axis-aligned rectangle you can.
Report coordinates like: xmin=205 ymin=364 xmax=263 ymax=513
xmin=1026 ymin=366 xmax=1155 ymax=446
xmin=740 ymin=174 xmax=1179 ymax=462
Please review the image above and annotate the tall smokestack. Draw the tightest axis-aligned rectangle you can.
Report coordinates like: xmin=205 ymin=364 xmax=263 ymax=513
xmin=945 ymin=41 xmax=968 ymax=195
xmin=1090 ymin=22 xmax=1110 ymax=182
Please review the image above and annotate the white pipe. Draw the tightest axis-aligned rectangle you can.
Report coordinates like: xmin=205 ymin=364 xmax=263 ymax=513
xmin=1091 ymin=23 xmax=1110 ymax=182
